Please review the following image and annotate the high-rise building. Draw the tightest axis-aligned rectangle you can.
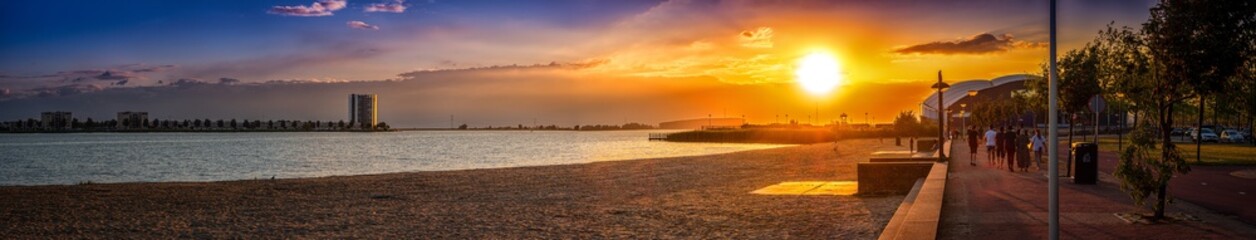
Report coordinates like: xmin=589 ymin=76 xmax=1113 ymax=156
xmin=349 ymin=94 xmax=377 ymax=129
xmin=41 ymin=111 xmax=73 ymax=129
xmin=117 ymin=111 xmax=149 ymax=129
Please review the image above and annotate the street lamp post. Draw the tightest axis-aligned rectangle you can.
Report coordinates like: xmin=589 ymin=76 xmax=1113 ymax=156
xmin=1048 ymin=0 xmax=1061 ymax=238
xmin=931 ymin=71 xmax=950 ymax=162
xmin=960 ymin=103 xmax=967 ymax=137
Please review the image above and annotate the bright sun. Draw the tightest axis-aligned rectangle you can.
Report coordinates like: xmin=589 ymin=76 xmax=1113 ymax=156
xmin=795 ymin=52 xmax=842 ymax=95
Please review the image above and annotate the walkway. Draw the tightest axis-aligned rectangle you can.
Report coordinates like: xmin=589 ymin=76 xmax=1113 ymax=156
xmin=1094 ymin=150 xmax=1256 ymax=225
xmin=939 ymin=139 xmax=1256 ymax=239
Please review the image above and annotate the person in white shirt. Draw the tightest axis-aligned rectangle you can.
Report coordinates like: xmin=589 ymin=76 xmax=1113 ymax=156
xmin=1031 ymin=129 xmax=1047 ymax=170
xmin=984 ymin=126 xmax=998 ymax=166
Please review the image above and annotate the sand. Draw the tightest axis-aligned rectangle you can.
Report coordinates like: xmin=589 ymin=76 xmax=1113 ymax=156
xmin=0 ymin=139 xmax=907 ymax=239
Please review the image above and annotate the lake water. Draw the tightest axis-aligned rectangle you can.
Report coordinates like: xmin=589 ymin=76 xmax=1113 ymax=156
xmin=0 ymin=131 xmax=790 ymax=186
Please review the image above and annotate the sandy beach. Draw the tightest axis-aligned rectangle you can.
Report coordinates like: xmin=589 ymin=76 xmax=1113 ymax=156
xmin=1 ymin=139 xmax=906 ymax=239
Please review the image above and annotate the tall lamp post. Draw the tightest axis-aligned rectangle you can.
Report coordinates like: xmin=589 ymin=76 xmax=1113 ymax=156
xmin=1048 ymin=0 xmax=1061 ymax=238
xmin=931 ymin=71 xmax=950 ymax=162
xmin=967 ymin=90 xmax=978 ymax=128
xmin=960 ymin=103 xmax=967 ymax=136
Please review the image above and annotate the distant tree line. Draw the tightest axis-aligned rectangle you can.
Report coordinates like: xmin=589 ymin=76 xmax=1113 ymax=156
xmin=446 ymin=123 xmax=656 ymax=131
xmin=574 ymin=123 xmax=655 ymax=131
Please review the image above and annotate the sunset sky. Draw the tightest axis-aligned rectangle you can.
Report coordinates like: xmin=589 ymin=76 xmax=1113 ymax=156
xmin=0 ymin=0 xmax=1157 ymax=127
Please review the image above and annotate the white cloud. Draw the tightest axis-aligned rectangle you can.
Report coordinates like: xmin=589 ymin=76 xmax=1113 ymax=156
xmin=366 ymin=0 xmax=407 ymax=13
xmin=347 ymin=21 xmax=381 ymax=30
xmin=268 ymin=0 xmax=348 ymax=17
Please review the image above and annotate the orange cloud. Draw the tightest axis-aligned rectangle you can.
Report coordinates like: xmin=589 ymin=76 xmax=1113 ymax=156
xmin=894 ymin=33 xmax=1046 ymax=55
xmin=740 ymin=27 xmax=774 ymax=49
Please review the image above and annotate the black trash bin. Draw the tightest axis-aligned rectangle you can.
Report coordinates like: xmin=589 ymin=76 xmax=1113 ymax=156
xmin=1072 ymin=142 xmax=1098 ymax=184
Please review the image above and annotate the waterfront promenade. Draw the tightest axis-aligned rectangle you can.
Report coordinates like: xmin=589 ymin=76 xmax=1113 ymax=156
xmin=939 ymin=139 xmax=1256 ymax=239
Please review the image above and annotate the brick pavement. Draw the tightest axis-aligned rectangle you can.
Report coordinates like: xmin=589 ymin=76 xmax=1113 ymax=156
xmin=938 ymin=139 xmax=1256 ymax=239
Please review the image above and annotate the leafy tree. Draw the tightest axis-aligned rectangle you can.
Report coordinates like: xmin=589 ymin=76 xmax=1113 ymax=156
xmin=893 ymin=111 xmax=922 ymax=137
xmin=1059 ymin=43 xmax=1103 ymax=143
xmin=458 ymin=124 xmax=468 ymax=130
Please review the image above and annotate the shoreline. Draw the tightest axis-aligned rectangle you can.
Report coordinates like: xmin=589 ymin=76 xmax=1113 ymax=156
xmin=1 ymin=139 xmax=910 ymax=238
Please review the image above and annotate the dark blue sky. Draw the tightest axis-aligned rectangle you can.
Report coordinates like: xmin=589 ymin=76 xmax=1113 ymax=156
xmin=0 ymin=0 xmax=1157 ymax=127
xmin=0 ymin=0 xmax=662 ymax=75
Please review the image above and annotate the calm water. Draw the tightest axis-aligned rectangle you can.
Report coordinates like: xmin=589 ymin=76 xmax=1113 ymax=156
xmin=0 ymin=131 xmax=789 ymax=186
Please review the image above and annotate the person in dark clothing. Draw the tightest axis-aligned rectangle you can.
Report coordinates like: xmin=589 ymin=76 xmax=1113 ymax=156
xmin=994 ymin=127 xmax=1005 ymax=168
xmin=1005 ymin=128 xmax=1018 ymax=172
xmin=1016 ymin=129 xmax=1032 ymax=172
xmin=967 ymin=126 xmax=980 ymax=166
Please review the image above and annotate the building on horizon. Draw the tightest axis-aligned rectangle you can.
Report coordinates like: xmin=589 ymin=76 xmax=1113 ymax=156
xmin=349 ymin=94 xmax=378 ymax=129
xmin=41 ymin=111 xmax=72 ymax=130
xmin=117 ymin=111 xmax=148 ymax=129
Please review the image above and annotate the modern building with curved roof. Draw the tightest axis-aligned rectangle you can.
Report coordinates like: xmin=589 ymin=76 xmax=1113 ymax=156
xmin=920 ymin=74 xmax=1040 ymax=128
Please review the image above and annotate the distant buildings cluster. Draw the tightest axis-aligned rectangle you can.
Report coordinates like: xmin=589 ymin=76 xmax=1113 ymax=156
xmin=1 ymin=94 xmax=385 ymax=132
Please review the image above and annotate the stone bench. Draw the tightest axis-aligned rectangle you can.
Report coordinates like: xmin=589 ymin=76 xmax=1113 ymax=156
xmin=856 ymin=162 xmax=934 ymax=194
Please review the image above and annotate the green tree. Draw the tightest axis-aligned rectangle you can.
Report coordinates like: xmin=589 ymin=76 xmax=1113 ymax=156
xmin=893 ymin=111 xmax=921 ymax=137
xmin=1095 ymin=23 xmax=1189 ymax=222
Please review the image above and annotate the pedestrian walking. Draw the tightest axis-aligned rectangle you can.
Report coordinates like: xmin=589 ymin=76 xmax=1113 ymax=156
xmin=1005 ymin=127 xmax=1018 ymax=172
xmin=984 ymin=126 xmax=997 ymax=166
xmin=1031 ymin=129 xmax=1046 ymax=171
xmin=967 ymin=126 xmax=979 ymax=166
xmin=1016 ymin=129 xmax=1031 ymax=172
xmin=994 ymin=126 xmax=1005 ymax=167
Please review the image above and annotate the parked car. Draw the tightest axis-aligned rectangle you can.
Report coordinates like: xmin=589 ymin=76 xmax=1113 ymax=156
xmin=1171 ymin=127 xmax=1188 ymax=137
xmin=1221 ymin=129 xmax=1246 ymax=143
xmin=1192 ymin=128 xmax=1219 ymax=143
